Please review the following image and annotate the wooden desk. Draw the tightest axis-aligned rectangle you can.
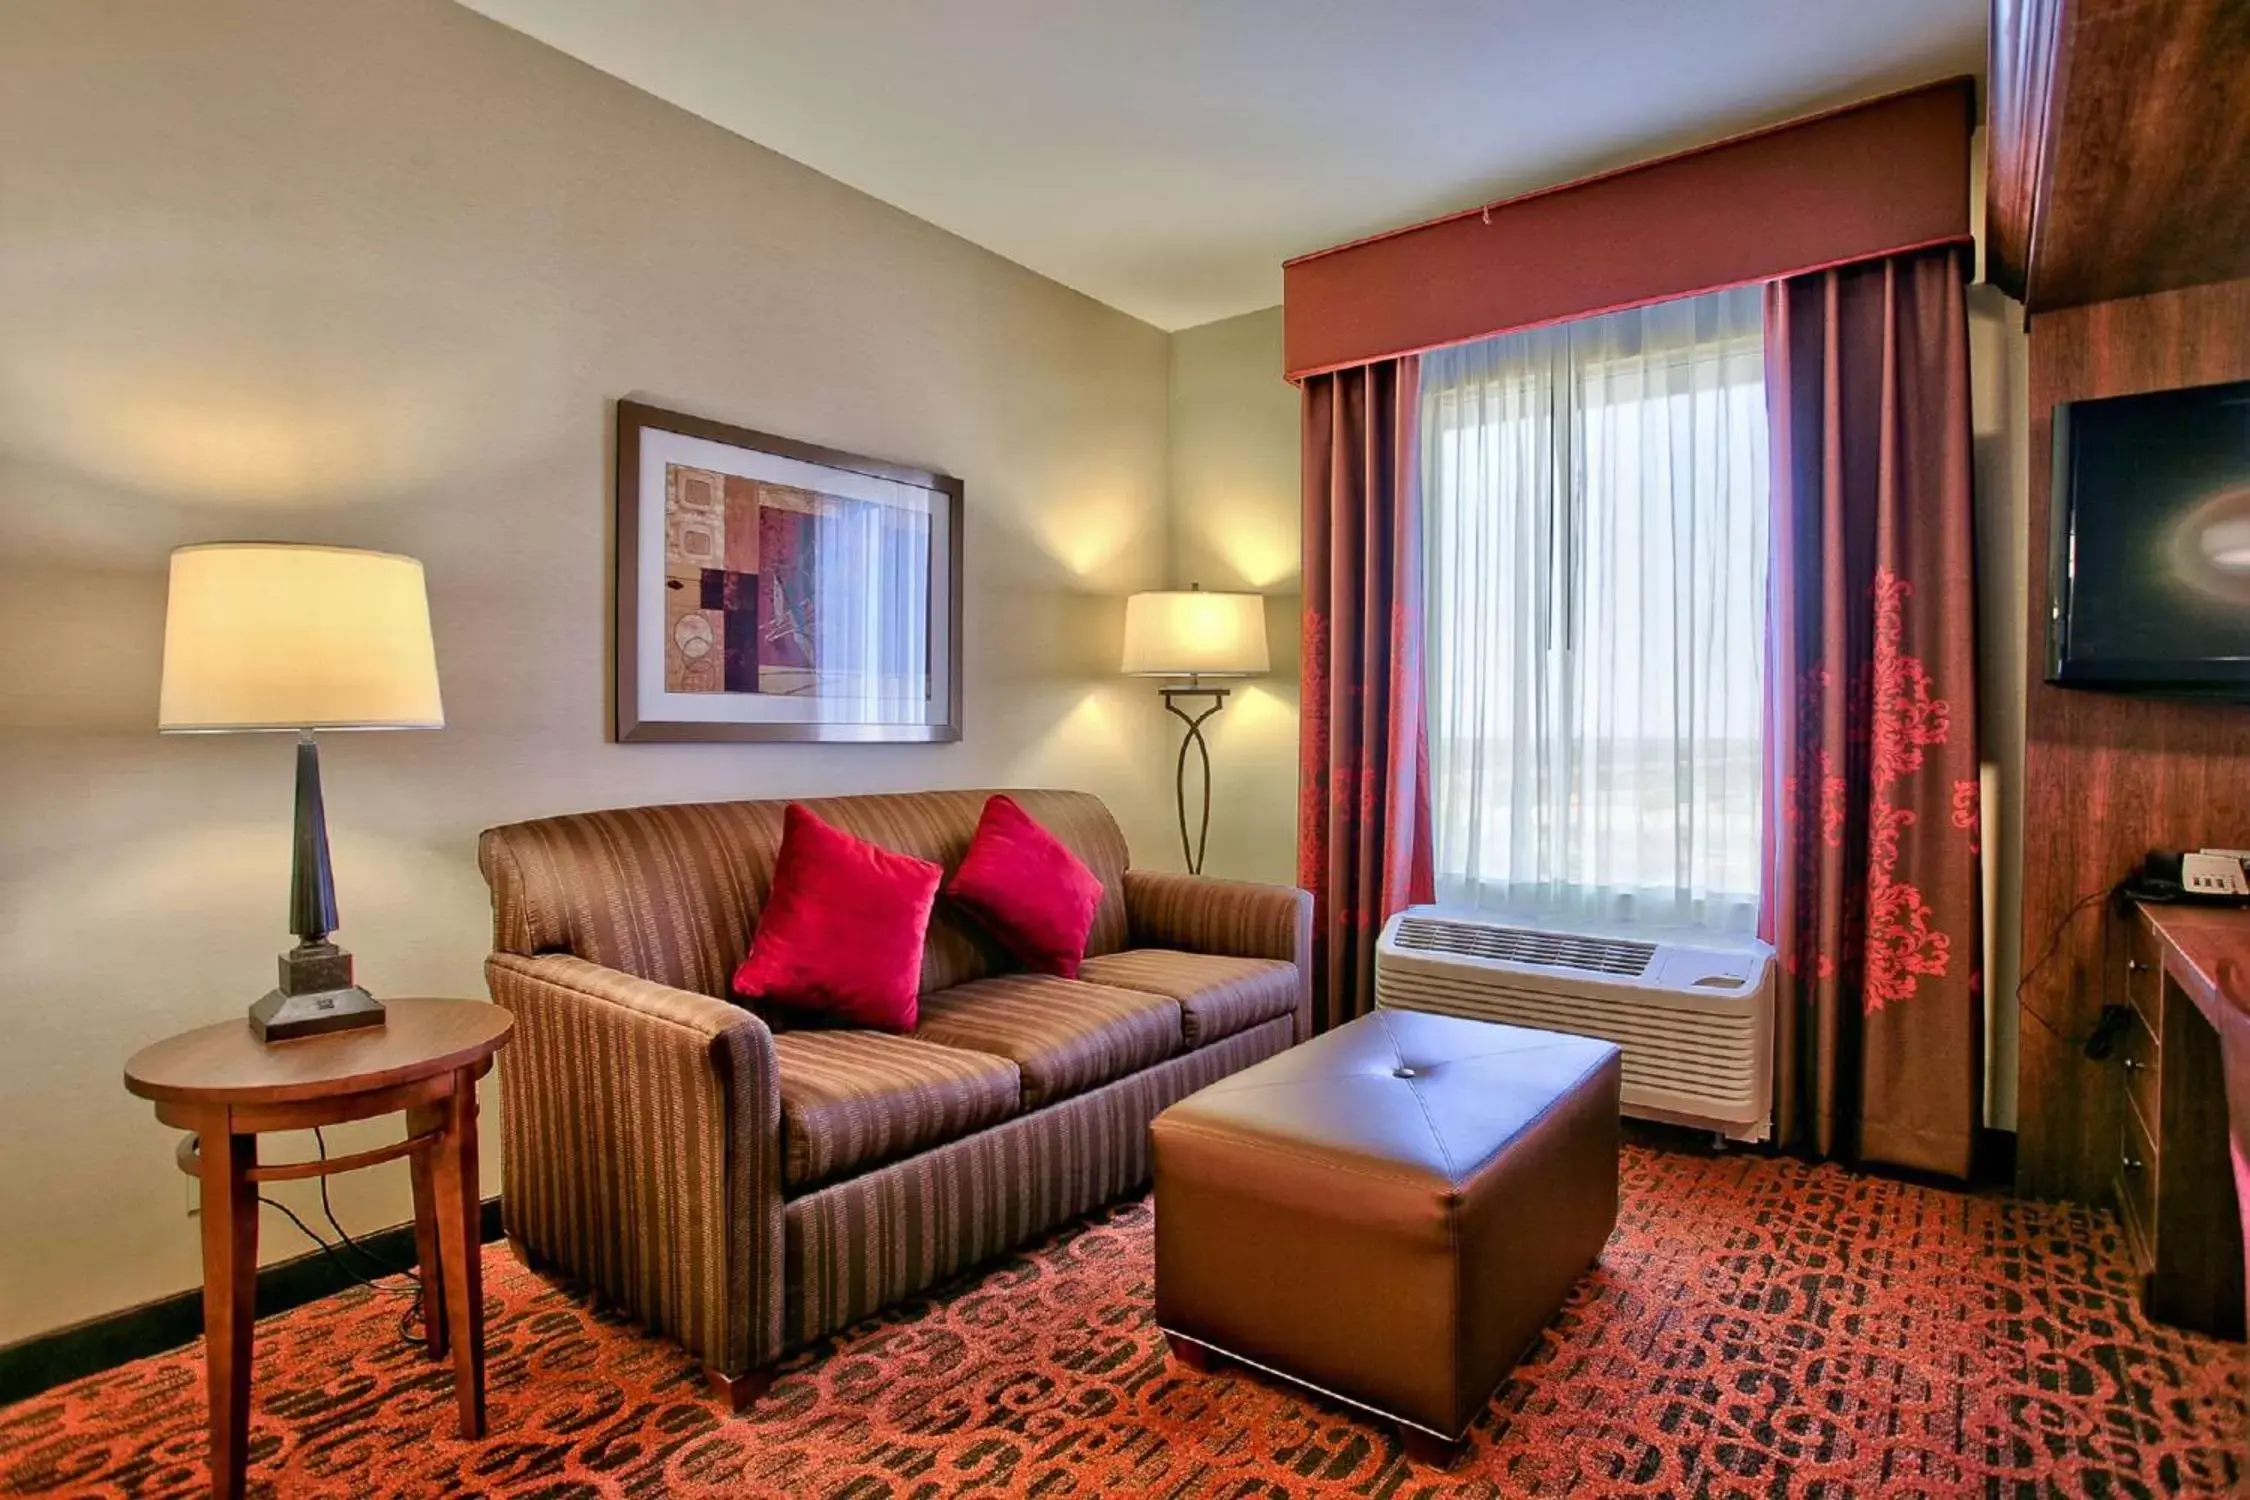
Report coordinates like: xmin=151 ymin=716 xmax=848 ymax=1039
xmin=2117 ymin=904 xmax=2250 ymax=1339
xmin=123 ymin=999 xmax=513 ymax=1500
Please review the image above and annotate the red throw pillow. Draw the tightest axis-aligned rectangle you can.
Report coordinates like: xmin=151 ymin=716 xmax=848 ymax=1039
xmin=945 ymin=794 xmax=1105 ymax=978
xmin=732 ymin=804 xmax=941 ymax=1031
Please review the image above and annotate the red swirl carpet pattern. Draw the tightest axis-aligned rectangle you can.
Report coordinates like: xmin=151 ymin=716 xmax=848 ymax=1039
xmin=2 ymin=1146 xmax=2241 ymax=1497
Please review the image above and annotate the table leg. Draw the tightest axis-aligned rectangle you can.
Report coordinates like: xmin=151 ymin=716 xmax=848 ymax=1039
xmin=196 ymin=1117 xmax=258 ymax=1500
xmin=407 ymin=1104 xmax=448 ymax=1360
xmin=427 ymin=1067 xmax=486 ymax=1438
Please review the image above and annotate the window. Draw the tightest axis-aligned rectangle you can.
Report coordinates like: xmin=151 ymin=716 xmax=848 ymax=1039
xmin=1420 ymin=286 xmax=1768 ymax=932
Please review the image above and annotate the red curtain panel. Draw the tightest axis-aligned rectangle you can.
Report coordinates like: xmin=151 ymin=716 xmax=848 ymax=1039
xmin=1298 ymin=360 xmax=1435 ymax=1032
xmin=1761 ymin=243 xmax=1983 ymax=1179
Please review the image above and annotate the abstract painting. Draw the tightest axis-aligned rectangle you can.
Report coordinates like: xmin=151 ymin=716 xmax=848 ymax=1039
xmin=616 ymin=401 xmax=962 ymax=742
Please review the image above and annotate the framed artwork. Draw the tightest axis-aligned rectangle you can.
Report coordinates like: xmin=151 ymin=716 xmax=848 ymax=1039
xmin=614 ymin=400 xmax=964 ymax=742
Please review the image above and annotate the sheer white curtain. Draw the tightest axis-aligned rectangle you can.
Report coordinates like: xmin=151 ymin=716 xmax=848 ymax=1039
xmin=1420 ymin=286 xmax=1768 ymax=933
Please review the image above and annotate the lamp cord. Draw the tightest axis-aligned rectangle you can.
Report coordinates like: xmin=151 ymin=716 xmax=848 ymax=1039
xmin=253 ymin=1126 xmax=425 ymax=1346
xmin=2013 ymin=882 xmax=2121 ymax=1049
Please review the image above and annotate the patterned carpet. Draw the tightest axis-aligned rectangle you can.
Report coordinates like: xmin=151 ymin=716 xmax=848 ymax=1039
xmin=2 ymin=1145 xmax=2242 ymax=1497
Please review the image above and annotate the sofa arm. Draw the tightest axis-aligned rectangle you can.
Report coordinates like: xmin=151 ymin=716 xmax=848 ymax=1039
xmin=1123 ymin=869 xmax=1315 ymax=1041
xmin=485 ymin=952 xmax=782 ymax=1378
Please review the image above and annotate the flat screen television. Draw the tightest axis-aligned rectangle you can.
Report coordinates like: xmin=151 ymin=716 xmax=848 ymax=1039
xmin=2048 ymin=376 xmax=2250 ymax=698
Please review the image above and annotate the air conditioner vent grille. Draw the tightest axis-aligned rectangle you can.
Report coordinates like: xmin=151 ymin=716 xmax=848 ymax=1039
xmin=1393 ymin=917 xmax=1656 ymax=977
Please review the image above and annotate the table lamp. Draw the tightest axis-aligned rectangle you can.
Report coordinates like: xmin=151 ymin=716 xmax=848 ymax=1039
xmin=1121 ymin=584 xmax=1268 ymax=874
xmin=159 ymin=543 xmax=444 ymax=1042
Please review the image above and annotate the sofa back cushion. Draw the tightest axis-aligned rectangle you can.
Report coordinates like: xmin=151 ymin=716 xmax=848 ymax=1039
xmin=479 ymin=789 xmax=1131 ymax=999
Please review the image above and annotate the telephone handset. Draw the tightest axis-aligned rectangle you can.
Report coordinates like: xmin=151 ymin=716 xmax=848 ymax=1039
xmin=2123 ymin=848 xmax=2250 ymax=905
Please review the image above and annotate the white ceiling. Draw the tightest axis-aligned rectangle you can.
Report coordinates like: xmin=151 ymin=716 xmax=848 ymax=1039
xmin=456 ymin=0 xmax=1985 ymax=331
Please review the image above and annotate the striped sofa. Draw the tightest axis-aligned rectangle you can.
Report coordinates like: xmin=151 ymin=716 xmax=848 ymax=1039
xmin=478 ymin=788 xmax=1311 ymax=1407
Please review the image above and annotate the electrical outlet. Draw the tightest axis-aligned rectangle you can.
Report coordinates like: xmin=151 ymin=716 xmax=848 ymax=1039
xmin=181 ymin=1132 xmax=201 ymax=1217
xmin=187 ymin=1173 xmax=200 ymax=1217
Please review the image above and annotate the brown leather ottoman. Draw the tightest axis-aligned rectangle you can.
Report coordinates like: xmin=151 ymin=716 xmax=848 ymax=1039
xmin=1151 ymin=1007 xmax=1621 ymax=1464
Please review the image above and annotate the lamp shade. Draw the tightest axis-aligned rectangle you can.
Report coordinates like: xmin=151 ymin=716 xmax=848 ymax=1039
xmin=159 ymin=543 xmax=444 ymax=731
xmin=1120 ymin=589 xmax=1268 ymax=677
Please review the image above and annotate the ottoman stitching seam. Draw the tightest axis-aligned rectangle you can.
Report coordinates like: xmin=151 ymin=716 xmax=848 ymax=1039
xmin=1450 ymin=1052 xmax=1620 ymax=1184
xmin=1378 ymin=1012 xmax=1458 ymax=1177
xmin=1402 ymin=1081 xmax=1456 ymax=1177
xmin=1448 ymin=1171 xmax=1463 ymax=1430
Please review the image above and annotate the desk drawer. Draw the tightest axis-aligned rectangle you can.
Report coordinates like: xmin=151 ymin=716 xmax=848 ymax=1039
xmin=2118 ymin=1003 xmax=2161 ymax=1140
xmin=2116 ymin=1101 xmax=2158 ymax=1273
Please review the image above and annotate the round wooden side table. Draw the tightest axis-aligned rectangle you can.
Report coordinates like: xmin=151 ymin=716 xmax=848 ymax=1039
xmin=123 ymin=998 xmax=513 ymax=1500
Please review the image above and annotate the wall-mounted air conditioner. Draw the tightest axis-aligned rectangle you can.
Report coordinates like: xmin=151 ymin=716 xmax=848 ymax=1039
xmin=1375 ymin=908 xmax=1774 ymax=1142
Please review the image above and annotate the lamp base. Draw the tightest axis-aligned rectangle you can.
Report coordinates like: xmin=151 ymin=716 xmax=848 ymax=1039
xmin=1159 ymin=686 xmax=1230 ymax=875
xmin=249 ymin=985 xmax=385 ymax=1042
xmin=247 ymin=941 xmax=386 ymax=1043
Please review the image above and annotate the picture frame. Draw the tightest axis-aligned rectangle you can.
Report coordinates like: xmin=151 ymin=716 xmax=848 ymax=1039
xmin=613 ymin=399 xmax=964 ymax=743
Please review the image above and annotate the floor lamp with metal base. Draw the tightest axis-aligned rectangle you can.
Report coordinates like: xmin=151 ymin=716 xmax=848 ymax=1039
xmin=1123 ymin=586 xmax=1269 ymax=877
xmin=1160 ymin=682 xmax=1229 ymax=875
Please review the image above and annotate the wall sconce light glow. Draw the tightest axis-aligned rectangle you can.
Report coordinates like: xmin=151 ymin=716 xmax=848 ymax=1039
xmin=0 ymin=236 xmax=566 ymax=523
xmin=1208 ymin=516 xmax=1298 ymax=591
xmin=1028 ymin=483 xmax=1145 ymax=584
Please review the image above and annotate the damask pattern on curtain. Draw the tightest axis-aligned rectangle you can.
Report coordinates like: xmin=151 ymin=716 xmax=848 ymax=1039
xmin=1298 ymin=360 xmax=1435 ymax=1033
xmin=1762 ymin=242 xmax=1983 ymax=1179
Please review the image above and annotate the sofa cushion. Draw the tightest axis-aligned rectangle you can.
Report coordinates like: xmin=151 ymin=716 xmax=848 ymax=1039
xmin=772 ymin=1030 xmax=1022 ymax=1191
xmin=732 ymin=804 xmax=941 ymax=1031
xmin=1077 ymin=949 xmax=1300 ymax=1049
xmin=912 ymin=975 xmax=1182 ymax=1108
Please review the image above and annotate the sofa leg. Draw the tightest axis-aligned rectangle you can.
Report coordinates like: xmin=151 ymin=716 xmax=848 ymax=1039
xmin=706 ymin=1364 xmax=776 ymax=1414
xmin=1399 ymin=1425 xmax=1462 ymax=1470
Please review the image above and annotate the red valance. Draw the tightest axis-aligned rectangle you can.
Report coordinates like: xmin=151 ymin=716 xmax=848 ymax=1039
xmin=1282 ymin=77 xmax=1975 ymax=382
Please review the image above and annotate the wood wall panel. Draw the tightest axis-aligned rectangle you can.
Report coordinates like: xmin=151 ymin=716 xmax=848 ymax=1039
xmin=2016 ymin=278 xmax=2250 ymax=1202
xmin=1981 ymin=0 xmax=2064 ymax=302
xmin=1987 ymin=0 xmax=2250 ymax=312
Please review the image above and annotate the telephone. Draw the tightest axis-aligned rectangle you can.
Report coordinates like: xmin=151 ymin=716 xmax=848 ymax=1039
xmin=2122 ymin=848 xmax=2250 ymax=905
xmin=2180 ymin=849 xmax=2250 ymax=900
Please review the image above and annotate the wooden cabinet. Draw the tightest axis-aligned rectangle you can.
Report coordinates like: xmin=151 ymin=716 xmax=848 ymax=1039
xmin=2114 ymin=916 xmax=2162 ymax=1278
xmin=2114 ymin=903 xmax=2247 ymax=1340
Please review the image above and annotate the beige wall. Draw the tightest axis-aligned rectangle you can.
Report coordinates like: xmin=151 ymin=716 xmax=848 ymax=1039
xmin=1969 ymin=286 xmax=2031 ymax=1131
xmin=1166 ymin=308 xmax=1300 ymax=885
xmin=0 ymin=0 xmax=1178 ymax=1344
